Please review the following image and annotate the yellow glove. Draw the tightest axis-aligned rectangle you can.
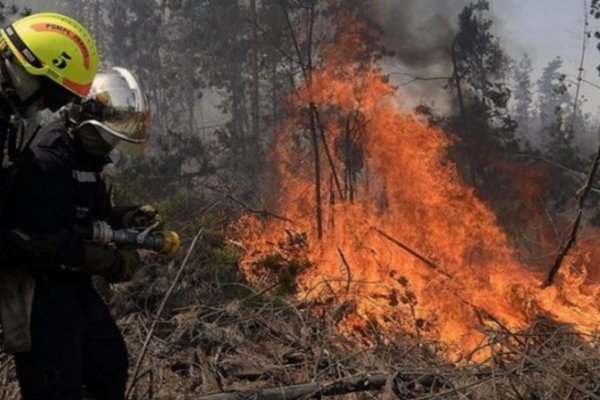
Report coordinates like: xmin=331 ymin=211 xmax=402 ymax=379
xmin=122 ymin=205 xmax=163 ymax=228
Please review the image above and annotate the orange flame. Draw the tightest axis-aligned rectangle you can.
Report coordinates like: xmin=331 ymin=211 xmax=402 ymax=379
xmin=235 ymin=14 xmax=600 ymax=362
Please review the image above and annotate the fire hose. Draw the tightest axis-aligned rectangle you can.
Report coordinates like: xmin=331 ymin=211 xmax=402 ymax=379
xmin=75 ymin=221 xmax=181 ymax=256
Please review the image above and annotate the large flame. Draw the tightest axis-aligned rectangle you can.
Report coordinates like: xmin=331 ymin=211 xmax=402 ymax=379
xmin=236 ymin=16 xmax=600 ymax=362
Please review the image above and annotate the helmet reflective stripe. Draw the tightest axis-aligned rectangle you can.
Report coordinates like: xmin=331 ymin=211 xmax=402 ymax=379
xmin=4 ymin=26 xmax=43 ymax=69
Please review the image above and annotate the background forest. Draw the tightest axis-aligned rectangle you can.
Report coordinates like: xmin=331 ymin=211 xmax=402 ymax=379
xmin=15 ymin=0 xmax=600 ymax=209
xmin=3 ymin=1 xmax=600 ymax=399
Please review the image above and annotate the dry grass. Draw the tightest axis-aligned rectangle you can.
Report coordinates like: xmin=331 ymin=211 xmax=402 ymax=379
xmin=1 ymin=217 xmax=600 ymax=399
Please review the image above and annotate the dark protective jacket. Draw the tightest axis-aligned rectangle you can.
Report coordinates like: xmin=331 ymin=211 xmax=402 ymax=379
xmin=0 ymin=91 xmax=23 ymax=253
xmin=3 ymin=121 xmax=129 ymax=399
xmin=0 ymin=120 xmax=131 ymax=353
xmin=4 ymin=120 xmax=112 ymax=268
xmin=0 ymin=91 xmax=38 ymax=353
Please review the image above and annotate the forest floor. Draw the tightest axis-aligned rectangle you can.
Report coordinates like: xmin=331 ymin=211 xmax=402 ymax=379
xmin=115 ymin=201 xmax=600 ymax=400
xmin=1 ymin=201 xmax=600 ymax=400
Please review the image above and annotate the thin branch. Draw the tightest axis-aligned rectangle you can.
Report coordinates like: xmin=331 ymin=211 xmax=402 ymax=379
xmin=202 ymin=183 xmax=292 ymax=222
xmin=336 ymin=246 xmax=353 ymax=294
xmin=494 ymin=337 xmax=600 ymax=400
xmin=582 ymin=78 xmax=600 ymax=91
xmin=505 ymin=152 xmax=586 ymax=179
xmin=125 ymin=228 xmax=204 ymax=399
xmin=388 ymin=71 xmax=452 ymax=88
xmin=373 ymin=228 xmax=447 ymax=277
xmin=501 ymin=151 xmax=600 ymax=194
xmin=569 ymin=0 xmax=591 ymax=135
xmin=543 ymin=135 xmax=600 ymax=287
xmin=278 ymin=0 xmax=307 ymax=80
xmin=279 ymin=0 xmax=345 ymax=203
xmin=312 ymin=104 xmax=346 ymax=200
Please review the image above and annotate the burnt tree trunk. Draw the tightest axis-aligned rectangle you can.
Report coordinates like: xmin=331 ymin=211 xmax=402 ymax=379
xmin=451 ymin=41 xmax=476 ymax=186
xmin=309 ymin=108 xmax=324 ymax=240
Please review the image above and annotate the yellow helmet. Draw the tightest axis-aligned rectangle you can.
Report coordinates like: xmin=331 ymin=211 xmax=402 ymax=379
xmin=0 ymin=13 xmax=99 ymax=97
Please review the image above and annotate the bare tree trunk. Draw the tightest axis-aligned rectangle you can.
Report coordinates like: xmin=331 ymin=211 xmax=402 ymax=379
xmin=310 ymin=109 xmax=324 ymax=240
xmin=451 ymin=44 xmax=468 ymax=144
xmin=451 ymin=41 xmax=476 ymax=185
xmin=543 ymin=135 xmax=600 ymax=288
xmin=306 ymin=0 xmax=322 ymax=239
xmin=250 ymin=0 xmax=261 ymax=153
xmin=271 ymin=61 xmax=278 ymax=122
xmin=278 ymin=0 xmax=325 ymax=238
xmin=569 ymin=0 xmax=590 ymax=137
xmin=344 ymin=115 xmax=354 ymax=202
xmin=232 ymin=75 xmax=246 ymax=172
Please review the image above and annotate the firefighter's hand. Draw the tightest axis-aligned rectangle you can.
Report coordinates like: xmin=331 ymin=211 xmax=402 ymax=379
xmin=114 ymin=248 xmax=142 ymax=283
xmin=122 ymin=205 xmax=163 ymax=228
xmin=81 ymin=245 xmax=142 ymax=283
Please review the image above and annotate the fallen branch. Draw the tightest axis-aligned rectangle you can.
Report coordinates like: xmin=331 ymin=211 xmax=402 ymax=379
xmin=197 ymin=373 xmax=389 ymax=400
xmin=373 ymin=228 xmax=452 ymax=279
xmin=543 ymin=138 xmax=600 ymax=288
xmin=197 ymin=366 xmax=527 ymax=400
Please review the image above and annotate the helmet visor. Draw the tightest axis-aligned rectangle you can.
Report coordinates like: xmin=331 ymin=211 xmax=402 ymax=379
xmin=93 ymin=86 xmax=150 ymax=143
xmin=77 ymin=86 xmax=150 ymax=154
xmin=74 ymin=67 xmax=150 ymax=155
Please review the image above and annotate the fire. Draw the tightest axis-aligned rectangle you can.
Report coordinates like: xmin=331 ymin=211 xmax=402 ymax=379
xmin=235 ymin=14 xmax=600 ymax=362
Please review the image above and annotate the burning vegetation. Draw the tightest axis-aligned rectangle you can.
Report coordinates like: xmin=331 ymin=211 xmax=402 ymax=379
xmin=5 ymin=1 xmax=600 ymax=399
xmin=236 ymin=9 xmax=600 ymax=364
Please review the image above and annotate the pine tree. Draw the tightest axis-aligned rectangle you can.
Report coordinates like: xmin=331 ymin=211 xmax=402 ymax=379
xmin=450 ymin=0 xmax=516 ymax=150
xmin=512 ymin=53 xmax=536 ymax=148
xmin=537 ymin=56 xmax=577 ymax=166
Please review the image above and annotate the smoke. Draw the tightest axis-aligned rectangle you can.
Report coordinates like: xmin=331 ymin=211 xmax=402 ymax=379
xmin=18 ymin=0 xmax=74 ymax=14
xmin=369 ymin=0 xmax=472 ymax=111
xmin=372 ymin=0 xmax=470 ymax=69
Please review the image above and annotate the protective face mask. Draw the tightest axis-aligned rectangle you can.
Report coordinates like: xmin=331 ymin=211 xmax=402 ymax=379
xmin=77 ymin=125 xmax=115 ymax=158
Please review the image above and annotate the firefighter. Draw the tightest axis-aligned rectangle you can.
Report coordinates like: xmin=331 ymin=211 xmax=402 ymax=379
xmin=0 ymin=12 xmax=99 ymax=359
xmin=0 ymin=11 xmax=98 ymax=245
xmin=3 ymin=67 xmax=155 ymax=400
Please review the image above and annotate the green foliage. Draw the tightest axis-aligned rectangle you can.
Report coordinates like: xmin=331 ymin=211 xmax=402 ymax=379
xmin=537 ymin=57 xmax=569 ymax=130
xmin=535 ymin=57 xmax=587 ymax=174
xmin=512 ymin=53 xmax=536 ymax=147
xmin=449 ymin=0 xmax=517 ymax=152
xmin=257 ymin=254 xmax=310 ymax=296
xmin=200 ymin=237 xmax=244 ymax=293
xmin=453 ymin=1 xmax=512 ymax=108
